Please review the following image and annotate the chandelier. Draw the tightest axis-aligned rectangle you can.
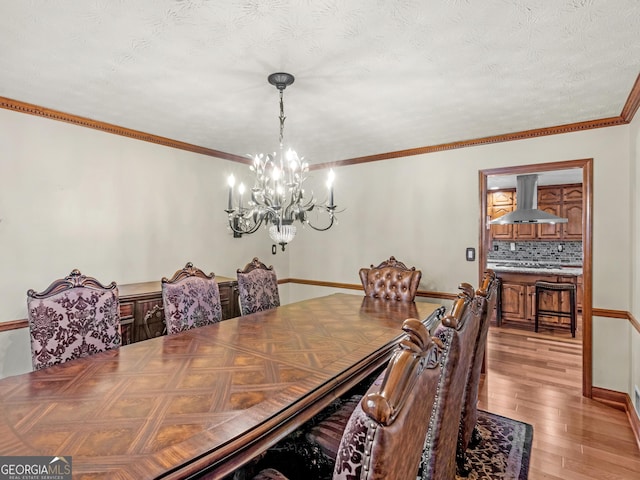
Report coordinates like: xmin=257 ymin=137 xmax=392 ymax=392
xmin=225 ymin=72 xmax=338 ymax=251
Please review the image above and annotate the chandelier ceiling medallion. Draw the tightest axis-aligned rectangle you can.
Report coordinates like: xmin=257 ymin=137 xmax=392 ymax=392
xmin=225 ymin=72 xmax=338 ymax=251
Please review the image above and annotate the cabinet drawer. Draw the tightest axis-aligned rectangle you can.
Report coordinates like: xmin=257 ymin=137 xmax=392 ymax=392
xmin=119 ymin=301 xmax=134 ymax=319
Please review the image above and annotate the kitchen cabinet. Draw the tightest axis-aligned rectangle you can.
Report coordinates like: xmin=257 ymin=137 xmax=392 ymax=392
xmin=488 ymin=184 xmax=582 ymax=241
xmin=562 ymin=201 xmax=583 ymax=239
xmin=515 ymin=222 xmax=537 ymax=240
xmin=118 ymin=277 xmax=240 ymax=344
xmin=488 ymin=191 xmax=514 ymax=240
xmin=536 ymin=203 xmax=562 ymax=239
xmin=496 ymin=271 xmax=581 ymax=330
xmin=490 ymin=190 xmax=514 ymax=206
xmin=489 ymin=205 xmax=513 ymax=239
xmin=501 ymin=281 xmax=527 ymax=321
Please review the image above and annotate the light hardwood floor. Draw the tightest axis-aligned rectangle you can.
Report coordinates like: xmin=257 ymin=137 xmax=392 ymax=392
xmin=479 ymin=327 xmax=640 ymax=480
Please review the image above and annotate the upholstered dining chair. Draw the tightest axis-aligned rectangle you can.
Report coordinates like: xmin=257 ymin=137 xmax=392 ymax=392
xmin=456 ymin=269 xmax=499 ymax=473
xmin=253 ymin=318 xmax=443 ymax=480
xmin=359 ymin=256 xmax=421 ymax=302
xmin=27 ymin=269 xmax=121 ymax=370
xmin=418 ymin=283 xmax=484 ymax=480
xmin=302 ymin=283 xmax=482 ymax=480
xmin=236 ymin=257 xmax=280 ymax=316
xmin=162 ymin=262 xmax=222 ymax=335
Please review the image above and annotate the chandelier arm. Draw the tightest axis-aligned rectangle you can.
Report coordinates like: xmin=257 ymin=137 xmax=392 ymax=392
xmin=306 ymin=214 xmax=336 ymax=232
xmin=228 ymin=215 xmax=265 ymax=235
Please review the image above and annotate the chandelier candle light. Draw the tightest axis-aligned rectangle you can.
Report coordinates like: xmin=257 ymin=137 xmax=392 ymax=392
xmin=225 ymin=72 xmax=338 ymax=251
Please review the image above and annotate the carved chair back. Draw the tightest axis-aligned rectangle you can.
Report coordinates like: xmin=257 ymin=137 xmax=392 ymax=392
xmin=162 ymin=262 xmax=222 ymax=335
xmin=457 ymin=270 xmax=499 ymax=469
xmin=418 ymin=283 xmax=484 ymax=480
xmin=27 ymin=269 xmax=121 ymax=370
xmin=237 ymin=257 xmax=280 ymax=316
xmin=358 ymin=256 xmax=421 ymax=302
xmin=332 ymin=319 xmax=442 ymax=480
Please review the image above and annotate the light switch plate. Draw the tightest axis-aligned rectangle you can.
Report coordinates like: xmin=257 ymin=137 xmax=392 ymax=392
xmin=466 ymin=247 xmax=475 ymax=261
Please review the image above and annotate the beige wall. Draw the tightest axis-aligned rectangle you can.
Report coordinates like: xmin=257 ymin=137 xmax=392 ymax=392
xmin=0 ymin=107 xmax=636 ymax=396
xmin=0 ymin=108 xmax=290 ymax=376
xmin=289 ymin=125 xmax=633 ymax=392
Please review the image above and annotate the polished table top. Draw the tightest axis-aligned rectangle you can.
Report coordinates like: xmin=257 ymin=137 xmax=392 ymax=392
xmin=0 ymin=294 xmax=440 ymax=479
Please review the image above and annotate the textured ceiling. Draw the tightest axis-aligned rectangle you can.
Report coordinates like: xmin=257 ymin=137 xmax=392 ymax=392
xmin=1 ymin=0 xmax=639 ymax=165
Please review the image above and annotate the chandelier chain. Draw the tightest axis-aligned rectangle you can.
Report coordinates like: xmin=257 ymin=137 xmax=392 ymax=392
xmin=279 ymin=90 xmax=286 ymax=147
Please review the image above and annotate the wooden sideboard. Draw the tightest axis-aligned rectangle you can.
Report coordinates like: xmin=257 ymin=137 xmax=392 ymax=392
xmin=117 ymin=276 xmax=240 ymax=344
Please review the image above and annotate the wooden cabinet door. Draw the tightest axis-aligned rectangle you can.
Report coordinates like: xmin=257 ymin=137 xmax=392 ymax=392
xmin=119 ymin=302 xmax=135 ymax=346
xmin=563 ymin=185 xmax=582 ymax=203
xmin=501 ymin=282 xmax=526 ymax=320
xmin=537 ymin=204 xmax=562 ymax=239
xmin=562 ymin=202 xmax=583 ymax=239
xmin=526 ymin=285 xmax=539 ymax=323
xmin=515 ymin=223 xmax=536 ymax=240
xmin=219 ymin=281 xmax=240 ymax=319
xmin=134 ymin=299 xmax=165 ymax=342
xmin=490 ymin=190 xmax=514 ymax=206
xmin=490 ymin=205 xmax=513 ymax=239
xmin=558 ymin=275 xmax=581 ymax=315
xmin=537 ymin=287 xmax=561 ymax=312
xmin=538 ymin=186 xmax=562 ymax=204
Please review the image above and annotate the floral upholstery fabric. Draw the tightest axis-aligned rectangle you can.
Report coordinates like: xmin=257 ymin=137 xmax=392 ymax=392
xmin=306 ymin=394 xmax=365 ymax=462
xmin=333 ymin=401 xmax=370 ymax=480
xmin=162 ymin=276 xmax=222 ymax=334
xmin=237 ymin=268 xmax=280 ymax=316
xmin=28 ymin=287 xmax=121 ymax=370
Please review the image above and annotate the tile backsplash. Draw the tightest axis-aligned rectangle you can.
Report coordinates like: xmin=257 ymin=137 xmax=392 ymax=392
xmin=488 ymin=240 xmax=582 ymax=264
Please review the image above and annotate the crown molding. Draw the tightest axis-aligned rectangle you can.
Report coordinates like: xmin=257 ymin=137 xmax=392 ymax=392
xmin=310 ymin=116 xmax=626 ymax=171
xmin=0 ymin=96 xmax=250 ymax=164
xmin=621 ymin=73 xmax=640 ymax=122
xmin=3 ymin=71 xmax=639 ymax=171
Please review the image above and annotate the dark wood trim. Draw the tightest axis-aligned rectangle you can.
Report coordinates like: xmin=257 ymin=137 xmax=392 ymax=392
xmin=2 ymin=286 xmax=636 ymax=333
xmin=0 ymin=96 xmax=631 ymax=172
xmin=629 ymin=312 xmax=640 ymax=336
xmin=592 ymin=386 xmax=640 ymax=452
xmin=479 ymin=158 xmax=595 ymax=398
xmin=621 ymin=73 xmax=640 ymax=122
xmin=582 ymin=159 xmax=594 ymax=398
xmin=627 ymin=391 xmax=640 ymax=452
xmin=591 ymin=386 xmax=627 ymax=411
xmin=278 ymin=278 xmax=361 ymax=291
xmin=309 ymin=119 xmax=624 ymax=171
xmin=0 ymin=96 xmax=250 ymax=164
xmin=415 ymin=290 xmax=458 ymax=301
xmin=0 ymin=319 xmax=28 ymax=332
xmin=592 ymin=308 xmax=630 ymax=319
xmin=280 ymin=277 xmax=457 ymax=300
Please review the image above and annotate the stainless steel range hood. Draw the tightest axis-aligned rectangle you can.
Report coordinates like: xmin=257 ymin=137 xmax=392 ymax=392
xmin=490 ymin=174 xmax=568 ymax=225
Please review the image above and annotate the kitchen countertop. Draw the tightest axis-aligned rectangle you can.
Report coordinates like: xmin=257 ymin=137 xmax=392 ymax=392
xmin=487 ymin=261 xmax=582 ymax=276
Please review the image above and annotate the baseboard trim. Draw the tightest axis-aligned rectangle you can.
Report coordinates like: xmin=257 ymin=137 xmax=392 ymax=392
xmin=592 ymin=386 xmax=640 ymax=451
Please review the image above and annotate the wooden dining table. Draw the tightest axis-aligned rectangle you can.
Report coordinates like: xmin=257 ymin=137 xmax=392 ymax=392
xmin=0 ymin=293 xmax=441 ymax=479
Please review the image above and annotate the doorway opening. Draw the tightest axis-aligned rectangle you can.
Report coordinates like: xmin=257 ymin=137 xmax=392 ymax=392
xmin=479 ymin=158 xmax=593 ymax=397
